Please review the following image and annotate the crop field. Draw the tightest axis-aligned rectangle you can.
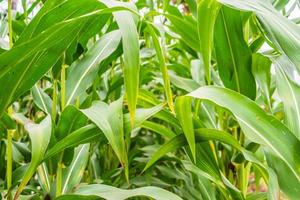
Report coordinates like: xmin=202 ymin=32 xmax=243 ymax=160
xmin=0 ymin=0 xmax=300 ymax=199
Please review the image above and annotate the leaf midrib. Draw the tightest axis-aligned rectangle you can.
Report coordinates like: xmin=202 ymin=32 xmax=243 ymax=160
xmin=66 ymin=35 xmax=118 ymax=105
xmin=220 ymin=9 xmax=240 ymax=92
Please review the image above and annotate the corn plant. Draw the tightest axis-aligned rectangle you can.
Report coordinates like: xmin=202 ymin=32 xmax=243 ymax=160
xmin=0 ymin=0 xmax=300 ymax=199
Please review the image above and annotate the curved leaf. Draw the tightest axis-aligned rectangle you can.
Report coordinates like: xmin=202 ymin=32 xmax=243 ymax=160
xmin=79 ymin=98 xmax=128 ymax=179
xmin=66 ymin=30 xmax=121 ymax=105
xmin=62 ymin=144 xmax=90 ymax=194
xmin=31 ymin=85 xmax=52 ymax=114
xmin=175 ymin=96 xmax=195 ymax=161
xmin=188 ymin=86 xmax=300 ymax=187
xmin=219 ymin=0 xmax=300 ymax=69
xmin=75 ymin=184 xmax=182 ymax=200
xmin=275 ymin=56 xmax=300 ymax=139
xmin=197 ymin=0 xmax=220 ymax=83
xmin=102 ymin=0 xmax=140 ymax=126
xmin=14 ymin=116 xmax=52 ymax=199
xmin=147 ymin=23 xmax=174 ymax=112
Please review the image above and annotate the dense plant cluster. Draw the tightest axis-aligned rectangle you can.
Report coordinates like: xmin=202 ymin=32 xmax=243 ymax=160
xmin=0 ymin=0 xmax=300 ymax=199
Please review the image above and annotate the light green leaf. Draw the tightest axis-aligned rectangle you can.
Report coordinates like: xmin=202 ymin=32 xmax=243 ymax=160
xmin=0 ymin=5 xmax=135 ymax=117
xmin=147 ymin=23 xmax=174 ymax=112
xmin=165 ymin=13 xmax=200 ymax=52
xmin=31 ymin=85 xmax=52 ymax=114
xmin=45 ymin=125 xmax=100 ymax=160
xmin=188 ymin=86 xmax=300 ymax=187
xmin=175 ymin=96 xmax=195 ymax=161
xmin=62 ymin=144 xmax=90 ymax=194
xmin=124 ymin=104 xmax=164 ymax=132
xmin=80 ymin=98 xmax=128 ymax=179
xmin=102 ymin=0 xmax=140 ymax=126
xmin=15 ymin=116 xmax=52 ymax=199
xmin=275 ymin=56 xmax=300 ymax=139
xmin=252 ymin=53 xmax=271 ymax=105
xmin=169 ymin=72 xmax=200 ymax=92
xmin=74 ymin=184 xmax=183 ymax=200
xmin=197 ymin=0 xmax=220 ymax=83
xmin=66 ymin=30 xmax=121 ymax=105
xmin=141 ymin=121 xmax=176 ymax=139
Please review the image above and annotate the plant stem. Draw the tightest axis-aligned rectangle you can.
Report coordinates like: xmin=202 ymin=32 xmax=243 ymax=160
xmin=55 ymin=157 xmax=63 ymax=197
xmin=56 ymin=54 xmax=67 ymax=197
xmin=6 ymin=126 xmax=13 ymax=200
xmin=6 ymin=1 xmax=13 ymax=199
xmin=52 ymin=80 xmax=58 ymax=121
xmin=61 ymin=64 xmax=66 ymax=110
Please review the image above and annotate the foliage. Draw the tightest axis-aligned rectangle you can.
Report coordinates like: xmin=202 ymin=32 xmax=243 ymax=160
xmin=0 ymin=0 xmax=300 ymax=199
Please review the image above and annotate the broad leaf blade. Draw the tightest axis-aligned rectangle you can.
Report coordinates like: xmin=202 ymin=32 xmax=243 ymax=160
xmin=57 ymin=184 xmax=183 ymax=200
xmin=275 ymin=56 xmax=300 ymax=139
xmin=80 ymin=98 xmax=128 ymax=179
xmin=214 ymin=6 xmax=256 ymax=99
xmin=175 ymin=96 xmax=195 ymax=161
xmin=66 ymin=30 xmax=121 ymax=105
xmin=219 ymin=0 xmax=300 ymax=69
xmin=62 ymin=144 xmax=90 ymax=194
xmin=31 ymin=85 xmax=52 ymax=114
xmin=197 ymin=0 xmax=220 ymax=83
xmin=15 ymin=116 xmax=52 ymax=199
xmin=188 ymin=86 xmax=300 ymax=188
xmin=102 ymin=0 xmax=140 ymax=126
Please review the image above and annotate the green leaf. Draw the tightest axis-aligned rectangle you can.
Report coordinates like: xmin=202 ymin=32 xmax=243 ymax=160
xmin=214 ymin=6 xmax=256 ymax=99
xmin=80 ymin=98 xmax=128 ymax=179
xmin=124 ymin=104 xmax=164 ymax=132
xmin=175 ymin=96 xmax=195 ymax=161
xmin=45 ymin=125 xmax=100 ymax=160
xmin=266 ymin=153 xmax=300 ymax=199
xmin=267 ymin=168 xmax=279 ymax=200
xmin=74 ymin=184 xmax=183 ymax=200
xmin=144 ymin=128 xmax=242 ymax=171
xmin=31 ymin=85 xmax=52 ymax=114
xmin=55 ymin=105 xmax=87 ymax=141
xmin=143 ymin=134 xmax=186 ymax=172
xmin=66 ymin=30 xmax=121 ymax=105
xmin=165 ymin=13 xmax=200 ymax=52
xmin=147 ymin=23 xmax=174 ymax=112
xmin=55 ymin=195 xmax=99 ymax=200
xmin=0 ymin=5 xmax=134 ymax=117
xmin=62 ymin=144 xmax=90 ymax=194
xmin=37 ymin=163 xmax=51 ymax=193
xmin=275 ymin=56 xmax=300 ymax=139
xmin=188 ymin=86 xmax=300 ymax=187
xmin=251 ymin=53 xmax=271 ymax=105
xmin=102 ymin=0 xmax=140 ymax=126
xmin=141 ymin=121 xmax=176 ymax=139
xmin=197 ymin=0 xmax=220 ymax=83
xmin=15 ymin=116 xmax=52 ymax=199
xmin=169 ymin=72 xmax=200 ymax=92
xmin=219 ymin=0 xmax=300 ymax=69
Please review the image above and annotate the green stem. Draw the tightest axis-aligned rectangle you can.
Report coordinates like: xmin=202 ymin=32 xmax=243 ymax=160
xmin=6 ymin=128 xmax=13 ymax=200
xmin=61 ymin=64 xmax=66 ymax=110
xmin=238 ymin=131 xmax=247 ymax=196
xmin=52 ymin=80 xmax=58 ymax=121
xmin=55 ymin=155 xmax=63 ymax=197
xmin=56 ymin=54 xmax=67 ymax=197
xmin=6 ymin=1 xmax=13 ymax=199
